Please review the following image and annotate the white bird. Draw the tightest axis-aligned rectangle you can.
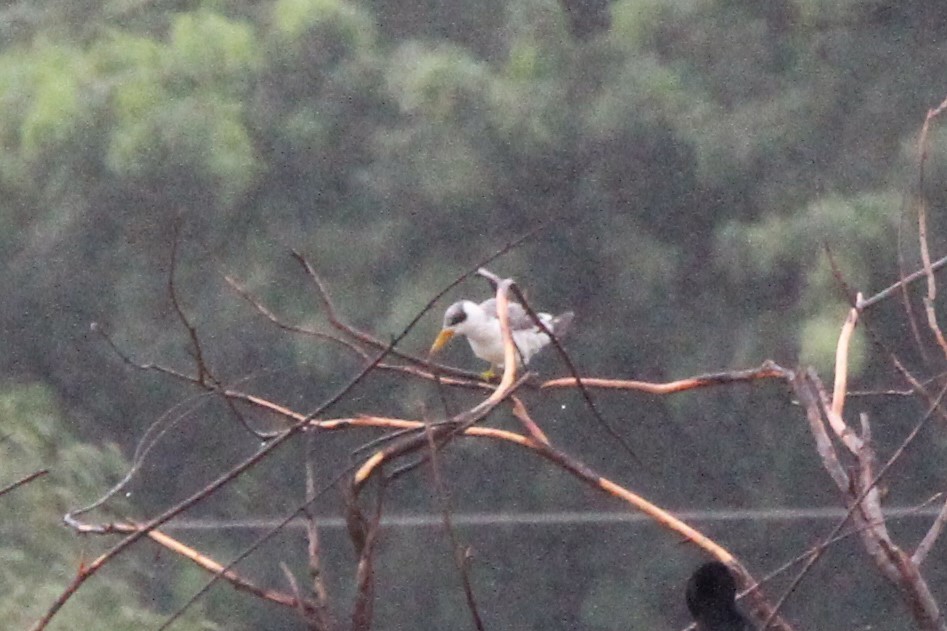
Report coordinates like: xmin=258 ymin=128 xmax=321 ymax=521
xmin=429 ymin=298 xmax=574 ymax=373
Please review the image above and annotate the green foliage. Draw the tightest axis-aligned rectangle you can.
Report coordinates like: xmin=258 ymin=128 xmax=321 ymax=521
xmin=108 ymin=91 xmax=259 ymax=203
xmin=18 ymin=45 xmax=90 ymax=155
xmin=610 ymin=0 xmax=679 ymax=50
xmin=167 ymin=10 xmax=261 ymax=88
xmin=272 ymin=0 xmax=376 ymax=52
xmin=0 ymin=383 xmax=214 ymax=629
xmin=96 ymin=13 xmax=261 ymax=205
xmin=387 ymin=43 xmax=489 ymax=122
xmin=716 ymin=191 xmax=899 ymax=373
xmin=799 ymin=309 xmax=866 ymax=374
xmin=0 ymin=40 xmax=97 ymax=176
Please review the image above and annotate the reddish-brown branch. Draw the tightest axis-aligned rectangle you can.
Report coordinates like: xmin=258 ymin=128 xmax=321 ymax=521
xmin=506 ymin=281 xmax=641 ymax=463
xmin=224 ymin=270 xmax=488 ymax=387
xmin=314 ymin=414 xmax=792 ymax=630
xmin=292 ymin=251 xmax=488 ymax=382
xmin=352 ymin=279 xmax=524 ymax=490
xmin=66 ymin=523 xmax=321 ymax=615
xmin=148 ymin=526 xmax=320 ymax=613
xmin=510 ymin=396 xmax=550 ymax=444
xmin=541 ymin=361 xmax=790 ymax=393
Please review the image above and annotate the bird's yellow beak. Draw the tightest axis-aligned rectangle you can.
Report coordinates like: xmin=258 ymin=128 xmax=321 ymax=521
xmin=429 ymin=329 xmax=455 ymax=354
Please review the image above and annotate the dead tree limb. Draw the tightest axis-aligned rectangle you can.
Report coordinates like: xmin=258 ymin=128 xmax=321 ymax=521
xmin=776 ymin=304 xmax=947 ymax=631
xmin=541 ymin=361 xmax=790 ymax=393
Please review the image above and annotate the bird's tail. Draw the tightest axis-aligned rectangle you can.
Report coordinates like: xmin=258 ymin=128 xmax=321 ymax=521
xmin=550 ymin=311 xmax=574 ymax=338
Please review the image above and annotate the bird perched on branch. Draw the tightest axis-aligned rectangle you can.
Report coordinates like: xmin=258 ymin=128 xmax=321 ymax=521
xmin=685 ymin=561 xmax=749 ymax=631
xmin=429 ymin=270 xmax=574 ymax=377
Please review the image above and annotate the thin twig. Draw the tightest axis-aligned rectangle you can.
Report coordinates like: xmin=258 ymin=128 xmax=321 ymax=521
xmin=856 ymin=252 xmax=947 ymax=311
xmin=279 ymin=562 xmax=313 ymax=628
xmin=304 ymin=435 xmax=334 ymax=631
xmin=508 ymin=283 xmax=642 ymax=464
xmin=65 ymin=392 xmax=215 ymax=525
xmin=225 ymin=271 xmax=487 ymax=387
xmin=767 ymin=374 xmax=947 ymax=630
xmin=913 ymin=495 xmax=947 ymax=566
xmin=155 ymin=464 xmax=353 ymax=630
xmin=168 ymin=224 xmax=211 ymax=387
xmin=320 ymin=413 xmax=793 ymax=630
xmin=350 ymin=478 xmax=385 ymax=631
xmin=423 ymin=422 xmax=485 ymax=631
xmin=0 ymin=469 xmax=48 ymax=498
xmin=39 ymin=230 xmax=547 ymax=630
xmin=895 ymin=197 xmax=932 ymax=365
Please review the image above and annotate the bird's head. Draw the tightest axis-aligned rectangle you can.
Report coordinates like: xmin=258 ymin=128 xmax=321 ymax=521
xmin=430 ymin=300 xmax=482 ymax=353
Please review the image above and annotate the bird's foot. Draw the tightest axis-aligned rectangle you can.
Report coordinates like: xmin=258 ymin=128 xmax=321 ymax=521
xmin=480 ymin=367 xmax=498 ymax=382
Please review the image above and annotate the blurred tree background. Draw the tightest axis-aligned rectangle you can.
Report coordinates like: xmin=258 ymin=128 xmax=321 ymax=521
xmin=1 ymin=0 xmax=946 ymax=628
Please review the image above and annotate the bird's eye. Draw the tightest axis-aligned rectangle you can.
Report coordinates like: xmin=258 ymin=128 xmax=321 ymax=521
xmin=447 ymin=310 xmax=467 ymax=327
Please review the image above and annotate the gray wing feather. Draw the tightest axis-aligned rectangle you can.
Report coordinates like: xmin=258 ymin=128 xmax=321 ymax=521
xmin=479 ymin=298 xmax=568 ymax=333
xmin=506 ymin=303 xmax=537 ymax=331
xmin=478 ymin=298 xmax=498 ymax=319
xmin=550 ymin=311 xmax=574 ymax=338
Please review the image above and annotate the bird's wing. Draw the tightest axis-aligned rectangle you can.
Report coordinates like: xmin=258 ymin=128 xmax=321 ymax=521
xmin=479 ymin=298 xmax=540 ymax=332
xmin=551 ymin=311 xmax=574 ymax=337
xmin=507 ymin=302 xmax=539 ymax=331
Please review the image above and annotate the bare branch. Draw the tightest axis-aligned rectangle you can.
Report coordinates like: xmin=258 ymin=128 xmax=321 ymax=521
xmin=305 ymin=437 xmax=335 ymax=631
xmin=351 ymin=373 xmax=530 ymax=491
xmin=774 ymin=370 xmax=947 ymax=631
xmin=0 ymin=469 xmax=48 ymax=498
xmin=918 ymin=198 xmax=947 ymax=359
xmin=423 ymin=423 xmax=485 ymax=631
xmin=36 ymin=340 xmax=398 ymax=630
xmin=318 ymin=414 xmax=793 ymax=630
xmin=65 ymin=392 xmax=216 ymax=527
xmin=831 ymin=306 xmax=856 ymax=421
xmin=913 ymin=495 xmax=947 ymax=567
xmin=279 ymin=562 xmax=314 ymax=629
xmin=223 ymin=271 xmax=361 ymax=352
xmin=153 ymin=463 xmax=353 ymax=631
xmin=92 ymin=322 xmax=195 ymax=384
xmin=291 ymin=222 xmax=548 ymax=383
xmin=509 ymin=283 xmax=642 ymax=464
xmin=857 ymin=252 xmax=947 ymax=311
xmin=894 ymin=194 xmax=932 ymax=366
xmin=168 ymin=225 xmax=212 ymax=386
xmin=510 ymin=396 xmax=550 ymax=444
xmin=145 ymin=526 xmax=320 ymax=613
xmin=810 ymin=311 xmax=864 ymax=456
xmin=541 ymin=361 xmax=790 ymax=393
xmin=350 ymin=479 xmax=385 ymax=631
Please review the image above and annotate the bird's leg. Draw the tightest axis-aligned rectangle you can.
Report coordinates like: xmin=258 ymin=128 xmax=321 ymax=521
xmin=480 ymin=365 xmax=499 ymax=381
